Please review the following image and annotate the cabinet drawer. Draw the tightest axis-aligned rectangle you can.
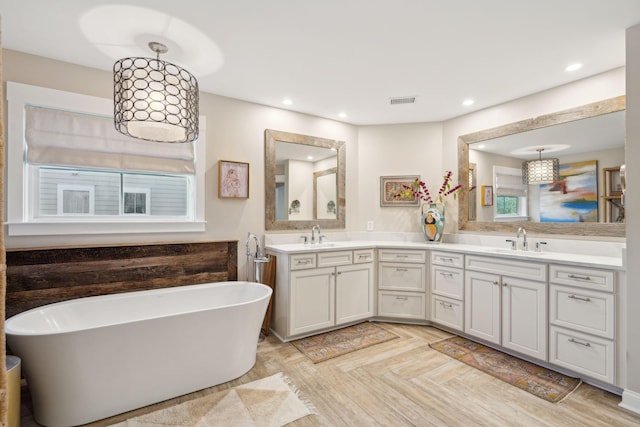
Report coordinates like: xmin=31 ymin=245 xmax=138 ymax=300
xmin=465 ymin=255 xmax=547 ymax=282
xmin=378 ymin=263 xmax=426 ymax=291
xmin=431 ymin=295 xmax=463 ymax=331
xmin=550 ymin=285 xmax=614 ymax=339
xmin=378 ymin=249 xmax=426 ymax=263
xmin=378 ymin=291 xmax=426 ymax=320
xmin=317 ymin=250 xmax=353 ymax=267
xmin=290 ymin=253 xmax=316 ymax=270
xmin=549 ymin=326 xmax=615 ymax=384
xmin=431 ymin=265 xmax=464 ymax=299
xmin=353 ymin=249 xmax=375 ymax=264
xmin=431 ymin=251 xmax=464 ymax=268
xmin=549 ymin=264 xmax=614 ymax=292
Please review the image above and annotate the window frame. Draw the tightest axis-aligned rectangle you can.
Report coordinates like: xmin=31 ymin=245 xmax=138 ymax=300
xmin=56 ymin=184 xmax=96 ymax=216
xmin=7 ymin=82 xmax=206 ymax=236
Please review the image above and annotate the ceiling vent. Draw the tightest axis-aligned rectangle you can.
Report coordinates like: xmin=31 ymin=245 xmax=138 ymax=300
xmin=390 ymin=96 xmax=416 ymax=105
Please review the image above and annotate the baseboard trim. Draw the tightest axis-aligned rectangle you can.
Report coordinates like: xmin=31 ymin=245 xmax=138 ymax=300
xmin=620 ymin=389 xmax=640 ymax=415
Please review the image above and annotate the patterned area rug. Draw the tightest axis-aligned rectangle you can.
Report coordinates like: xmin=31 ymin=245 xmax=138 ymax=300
xmin=292 ymin=322 xmax=399 ymax=363
xmin=110 ymin=373 xmax=316 ymax=426
xmin=430 ymin=336 xmax=581 ymax=403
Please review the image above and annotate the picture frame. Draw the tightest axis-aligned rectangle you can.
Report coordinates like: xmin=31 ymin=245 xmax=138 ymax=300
xmin=481 ymin=185 xmax=493 ymax=206
xmin=218 ymin=160 xmax=249 ymax=199
xmin=380 ymin=175 xmax=420 ymax=207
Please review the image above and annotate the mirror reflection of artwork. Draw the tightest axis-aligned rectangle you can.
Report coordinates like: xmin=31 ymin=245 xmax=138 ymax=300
xmin=539 ymin=160 xmax=597 ymax=222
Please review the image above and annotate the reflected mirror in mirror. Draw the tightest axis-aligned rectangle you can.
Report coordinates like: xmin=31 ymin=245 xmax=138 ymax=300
xmin=458 ymin=96 xmax=625 ymax=237
xmin=265 ymin=129 xmax=345 ymax=230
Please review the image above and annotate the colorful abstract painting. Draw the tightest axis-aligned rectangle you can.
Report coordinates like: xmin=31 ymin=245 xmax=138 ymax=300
xmin=539 ymin=160 xmax=598 ymax=222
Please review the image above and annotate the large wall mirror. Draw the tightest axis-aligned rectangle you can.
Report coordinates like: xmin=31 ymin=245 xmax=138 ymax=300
xmin=458 ymin=96 xmax=625 ymax=237
xmin=265 ymin=129 xmax=346 ymax=230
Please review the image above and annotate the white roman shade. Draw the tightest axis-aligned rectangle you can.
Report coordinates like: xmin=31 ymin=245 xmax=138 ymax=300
xmin=25 ymin=105 xmax=195 ymax=174
xmin=494 ymin=166 xmax=527 ymax=197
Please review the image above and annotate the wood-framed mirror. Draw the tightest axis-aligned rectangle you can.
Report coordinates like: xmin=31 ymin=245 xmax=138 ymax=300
xmin=265 ymin=129 xmax=346 ymax=230
xmin=458 ymin=96 xmax=626 ymax=238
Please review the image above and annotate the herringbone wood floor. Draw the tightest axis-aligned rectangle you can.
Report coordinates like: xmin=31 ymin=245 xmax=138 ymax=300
xmin=21 ymin=323 xmax=640 ymax=426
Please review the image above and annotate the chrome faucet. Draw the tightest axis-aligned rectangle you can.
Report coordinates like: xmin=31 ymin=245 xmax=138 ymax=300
xmin=245 ymin=232 xmax=263 ymax=258
xmin=516 ymin=226 xmax=528 ymax=251
xmin=311 ymin=224 xmax=321 ymax=244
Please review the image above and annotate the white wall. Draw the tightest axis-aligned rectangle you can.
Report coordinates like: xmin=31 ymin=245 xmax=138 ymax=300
xmin=356 ymin=123 xmax=444 ymax=233
xmin=2 ymin=49 xmax=359 ymax=280
xmin=623 ymin=24 xmax=640 ymax=407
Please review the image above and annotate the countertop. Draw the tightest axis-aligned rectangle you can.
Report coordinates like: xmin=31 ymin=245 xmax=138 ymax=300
xmin=265 ymin=240 xmax=624 ymax=270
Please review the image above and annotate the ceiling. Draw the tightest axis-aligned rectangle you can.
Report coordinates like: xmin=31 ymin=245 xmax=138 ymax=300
xmin=471 ymin=110 xmax=625 ymax=159
xmin=2 ymin=1 xmax=640 ymax=125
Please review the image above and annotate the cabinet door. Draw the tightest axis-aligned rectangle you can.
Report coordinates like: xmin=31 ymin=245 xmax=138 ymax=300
xmin=465 ymin=271 xmax=500 ymax=344
xmin=336 ymin=263 xmax=374 ymax=325
xmin=501 ymin=276 xmax=547 ymax=360
xmin=290 ymin=267 xmax=335 ymax=336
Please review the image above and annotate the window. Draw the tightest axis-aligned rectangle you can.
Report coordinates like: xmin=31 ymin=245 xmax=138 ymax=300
xmin=57 ymin=185 xmax=95 ymax=215
xmin=124 ymin=188 xmax=150 ymax=215
xmin=493 ymin=165 xmax=528 ymax=221
xmin=7 ymin=82 xmax=206 ymax=236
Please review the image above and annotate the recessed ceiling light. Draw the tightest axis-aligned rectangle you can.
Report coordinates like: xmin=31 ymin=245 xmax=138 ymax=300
xmin=282 ymin=98 xmax=293 ymax=106
xmin=338 ymin=112 xmax=347 ymax=119
xmin=307 ymin=155 xmax=313 ymax=160
xmin=565 ymin=63 xmax=583 ymax=72
xmin=477 ymin=144 xmax=486 ymax=149
xmin=462 ymin=99 xmax=475 ymax=107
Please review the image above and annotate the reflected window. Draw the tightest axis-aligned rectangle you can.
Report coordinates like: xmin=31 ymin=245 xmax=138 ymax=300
xmin=494 ymin=166 xmax=528 ymax=221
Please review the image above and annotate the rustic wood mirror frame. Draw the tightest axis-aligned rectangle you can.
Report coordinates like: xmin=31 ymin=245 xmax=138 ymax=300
xmin=265 ymin=129 xmax=346 ymax=230
xmin=457 ymin=96 xmax=626 ymax=238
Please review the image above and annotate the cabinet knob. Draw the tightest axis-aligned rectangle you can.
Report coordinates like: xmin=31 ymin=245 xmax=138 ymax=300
xmin=502 ymin=282 xmax=508 ymax=287
xmin=493 ymin=281 xmax=499 ymax=286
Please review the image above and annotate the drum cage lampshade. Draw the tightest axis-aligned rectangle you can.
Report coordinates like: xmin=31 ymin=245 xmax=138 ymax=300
xmin=522 ymin=148 xmax=559 ymax=184
xmin=113 ymin=42 xmax=199 ymax=143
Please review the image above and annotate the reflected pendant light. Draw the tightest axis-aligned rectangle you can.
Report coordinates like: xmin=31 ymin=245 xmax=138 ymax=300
xmin=522 ymin=148 xmax=559 ymax=184
xmin=114 ymin=42 xmax=199 ymax=143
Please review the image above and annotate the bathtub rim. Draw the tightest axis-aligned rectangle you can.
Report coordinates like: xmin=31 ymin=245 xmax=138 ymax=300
xmin=5 ymin=280 xmax=272 ymax=337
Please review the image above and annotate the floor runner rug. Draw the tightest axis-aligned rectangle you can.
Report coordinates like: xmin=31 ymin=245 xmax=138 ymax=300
xmin=292 ymin=322 xmax=399 ymax=363
xmin=430 ymin=336 xmax=581 ymax=403
xmin=110 ymin=372 xmax=316 ymax=426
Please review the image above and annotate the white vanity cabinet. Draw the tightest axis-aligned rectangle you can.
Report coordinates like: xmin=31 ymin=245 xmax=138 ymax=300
xmin=271 ymin=248 xmax=375 ymax=341
xmin=377 ymin=249 xmax=427 ymax=320
xmin=548 ymin=264 xmax=616 ymax=384
xmin=464 ymin=255 xmax=547 ymax=361
xmin=430 ymin=251 xmax=464 ymax=331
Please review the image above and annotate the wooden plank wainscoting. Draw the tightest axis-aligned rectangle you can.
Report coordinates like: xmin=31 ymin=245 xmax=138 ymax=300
xmin=5 ymin=241 xmax=238 ymax=319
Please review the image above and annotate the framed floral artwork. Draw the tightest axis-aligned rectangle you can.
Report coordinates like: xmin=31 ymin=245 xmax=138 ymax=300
xmin=481 ymin=185 xmax=493 ymax=206
xmin=380 ymin=175 xmax=420 ymax=206
xmin=218 ymin=160 xmax=249 ymax=199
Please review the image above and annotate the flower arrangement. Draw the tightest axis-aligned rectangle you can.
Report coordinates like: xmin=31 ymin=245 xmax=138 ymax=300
xmin=393 ymin=171 xmax=462 ymax=204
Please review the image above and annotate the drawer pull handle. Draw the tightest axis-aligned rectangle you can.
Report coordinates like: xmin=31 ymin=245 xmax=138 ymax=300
xmin=296 ymin=259 xmax=312 ymax=265
xmin=441 ymin=257 xmax=454 ymax=262
xmin=439 ymin=302 xmax=453 ymax=308
xmin=568 ymin=294 xmax=591 ymax=302
xmin=568 ymin=338 xmax=592 ymax=348
xmin=396 ymin=255 xmax=409 ymax=258
xmin=395 ymin=296 xmax=409 ymax=301
xmin=358 ymin=255 xmax=370 ymax=259
xmin=439 ymin=272 xmax=454 ymax=278
xmin=396 ymin=268 xmax=409 ymax=272
xmin=568 ymin=274 xmax=591 ymax=281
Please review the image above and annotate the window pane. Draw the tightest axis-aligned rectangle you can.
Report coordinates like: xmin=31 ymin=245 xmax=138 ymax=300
xmin=36 ymin=166 xmax=191 ymax=218
xmin=497 ymin=196 xmax=519 ymax=215
xmin=123 ymin=173 xmax=188 ymax=216
xmin=62 ymin=190 xmax=90 ymax=214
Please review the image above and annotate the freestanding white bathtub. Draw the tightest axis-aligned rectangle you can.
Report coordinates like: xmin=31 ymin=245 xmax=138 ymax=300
xmin=5 ymin=281 xmax=272 ymax=427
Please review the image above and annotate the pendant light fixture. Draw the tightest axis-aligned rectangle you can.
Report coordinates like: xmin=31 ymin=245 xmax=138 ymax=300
xmin=114 ymin=42 xmax=199 ymax=143
xmin=522 ymin=148 xmax=559 ymax=184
